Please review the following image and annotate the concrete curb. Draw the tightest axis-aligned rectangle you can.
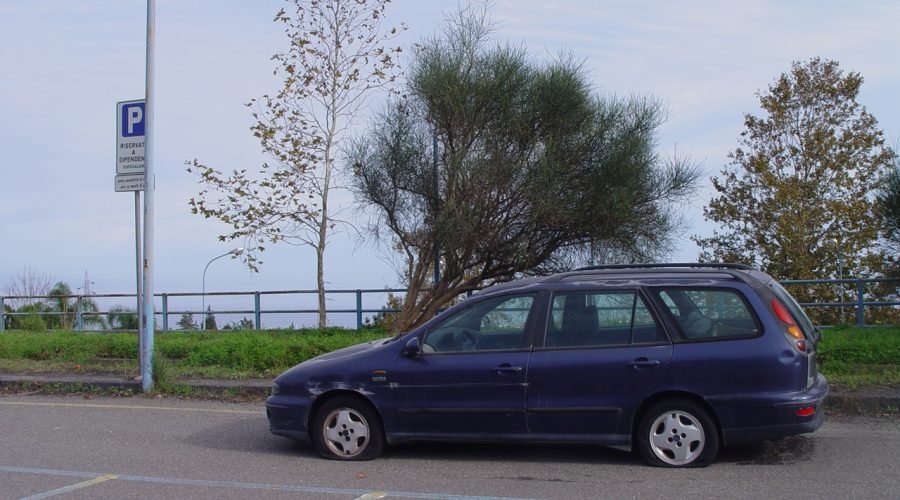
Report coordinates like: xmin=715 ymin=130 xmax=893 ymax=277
xmin=0 ymin=374 xmax=897 ymax=414
xmin=0 ymin=374 xmax=271 ymax=398
xmin=822 ymin=386 xmax=900 ymax=414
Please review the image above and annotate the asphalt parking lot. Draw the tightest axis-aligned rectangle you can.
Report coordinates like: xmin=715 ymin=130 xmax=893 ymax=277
xmin=1 ymin=395 xmax=898 ymax=499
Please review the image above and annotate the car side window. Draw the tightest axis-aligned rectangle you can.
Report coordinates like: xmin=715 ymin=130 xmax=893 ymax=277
xmin=545 ymin=291 xmax=665 ymax=348
xmin=422 ymin=294 xmax=535 ymax=353
xmin=655 ymin=288 xmax=760 ymax=340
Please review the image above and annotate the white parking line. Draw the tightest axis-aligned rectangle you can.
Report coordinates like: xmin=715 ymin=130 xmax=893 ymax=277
xmin=0 ymin=466 xmax=535 ymax=500
xmin=19 ymin=474 xmax=117 ymax=499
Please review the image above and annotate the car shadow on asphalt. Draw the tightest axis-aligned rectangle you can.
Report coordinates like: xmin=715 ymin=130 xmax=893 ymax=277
xmin=715 ymin=435 xmax=816 ymax=465
xmin=181 ymin=415 xmax=816 ymax=467
xmin=181 ymin=417 xmax=642 ymax=464
xmin=383 ymin=441 xmax=641 ymax=466
xmin=181 ymin=415 xmax=314 ymax=457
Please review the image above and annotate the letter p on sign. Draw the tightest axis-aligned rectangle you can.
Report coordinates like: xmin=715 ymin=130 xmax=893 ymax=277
xmin=122 ymin=102 xmax=145 ymax=137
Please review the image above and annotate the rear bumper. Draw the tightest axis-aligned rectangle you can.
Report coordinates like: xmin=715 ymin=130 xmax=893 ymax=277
xmin=266 ymin=394 xmax=311 ymax=443
xmin=712 ymin=373 xmax=829 ymax=446
xmin=722 ymin=405 xmax=824 ymax=445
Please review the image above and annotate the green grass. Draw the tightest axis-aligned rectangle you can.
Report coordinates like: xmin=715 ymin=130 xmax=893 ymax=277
xmin=0 ymin=328 xmax=388 ymax=379
xmin=815 ymin=326 xmax=900 ymax=388
xmin=0 ymin=326 xmax=896 ymax=388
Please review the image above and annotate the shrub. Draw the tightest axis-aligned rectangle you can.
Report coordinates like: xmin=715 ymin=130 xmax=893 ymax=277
xmin=18 ymin=315 xmax=47 ymax=333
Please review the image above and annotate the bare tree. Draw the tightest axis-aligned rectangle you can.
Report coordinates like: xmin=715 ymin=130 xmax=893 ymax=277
xmin=3 ymin=265 xmax=54 ymax=309
xmin=188 ymin=0 xmax=404 ymax=328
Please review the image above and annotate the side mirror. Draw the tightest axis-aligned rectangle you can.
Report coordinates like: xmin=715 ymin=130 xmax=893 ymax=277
xmin=402 ymin=337 xmax=421 ymax=357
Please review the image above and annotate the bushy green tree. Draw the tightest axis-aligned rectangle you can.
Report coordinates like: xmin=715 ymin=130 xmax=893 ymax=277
xmin=108 ymin=305 xmax=139 ymax=330
xmin=177 ymin=312 xmax=198 ymax=331
xmin=204 ymin=306 xmax=218 ymax=331
xmin=694 ymin=58 xmax=896 ymax=323
xmin=878 ymin=164 xmax=900 ymax=249
xmin=695 ymin=58 xmax=893 ymax=278
xmin=46 ymin=282 xmax=75 ymax=329
xmin=877 ymin=162 xmax=900 ymax=278
xmin=349 ymin=6 xmax=700 ymax=332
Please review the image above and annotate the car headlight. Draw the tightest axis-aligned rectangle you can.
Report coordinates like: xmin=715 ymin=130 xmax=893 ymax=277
xmin=271 ymin=381 xmax=281 ymax=396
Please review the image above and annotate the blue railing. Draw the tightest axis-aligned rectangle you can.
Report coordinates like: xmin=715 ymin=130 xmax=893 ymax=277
xmin=1 ymin=278 xmax=897 ymax=331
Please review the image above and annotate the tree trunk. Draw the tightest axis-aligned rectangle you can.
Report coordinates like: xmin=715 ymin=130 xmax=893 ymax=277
xmin=316 ymin=237 xmax=326 ymax=329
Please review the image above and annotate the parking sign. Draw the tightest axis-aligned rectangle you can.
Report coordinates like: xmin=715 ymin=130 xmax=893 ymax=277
xmin=116 ymin=99 xmax=146 ymax=174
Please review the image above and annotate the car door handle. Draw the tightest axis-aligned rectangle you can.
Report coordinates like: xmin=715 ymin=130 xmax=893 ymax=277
xmin=628 ymin=358 xmax=660 ymax=368
xmin=495 ymin=364 xmax=523 ymax=375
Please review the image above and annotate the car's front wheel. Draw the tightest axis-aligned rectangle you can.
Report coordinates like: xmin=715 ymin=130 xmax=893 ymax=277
xmin=311 ymin=396 xmax=384 ymax=461
xmin=636 ymin=399 xmax=719 ymax=467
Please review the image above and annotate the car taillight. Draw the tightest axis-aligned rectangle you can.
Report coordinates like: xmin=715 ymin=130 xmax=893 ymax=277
xmin=772 ymin=298 xmax=806 ymax=352
xmin=795 ymin=407 xmax=816 ymax=417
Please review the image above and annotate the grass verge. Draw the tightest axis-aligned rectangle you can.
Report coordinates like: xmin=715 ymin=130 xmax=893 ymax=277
xmin=816 ymin=326 xmax=900 ymax=388
xmin=0 ymin=326 xmax=896 ymax=391
xmin=0 ymin=328 xmax=387 ymax=381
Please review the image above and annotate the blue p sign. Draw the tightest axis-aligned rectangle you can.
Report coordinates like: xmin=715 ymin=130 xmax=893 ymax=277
xmin=121 ymin=102 xmax=145 ymax=137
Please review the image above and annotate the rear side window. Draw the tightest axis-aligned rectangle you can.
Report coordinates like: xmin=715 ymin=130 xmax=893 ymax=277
xmin=655 ymin=288 xmax=760 ymax=340
xmin=545 ymin=291 xmax=666 ymax=348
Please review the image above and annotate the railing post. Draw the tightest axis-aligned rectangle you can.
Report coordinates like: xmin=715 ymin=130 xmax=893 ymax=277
xmin=356 ymin=290 xmax=363 ymax=330
xmin=856 ymin=280 xmax=865 ymax=327
xmin=0 ymin=297 xmax=5 ymax=332
xmin=75 ymin=296 xmax=84 ymax=331
xmin=254 ymin=292 xmax=261 ymax=330
xmin=161 ymin=294 xmax=168 ymax=332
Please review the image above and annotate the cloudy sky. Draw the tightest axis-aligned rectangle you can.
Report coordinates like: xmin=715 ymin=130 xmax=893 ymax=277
xmin=1 ymin=0 xmax=898 ymax=327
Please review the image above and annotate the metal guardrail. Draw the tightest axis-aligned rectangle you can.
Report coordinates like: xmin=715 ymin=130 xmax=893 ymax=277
xmin=0 ymin=278 xmax=897 ymax=332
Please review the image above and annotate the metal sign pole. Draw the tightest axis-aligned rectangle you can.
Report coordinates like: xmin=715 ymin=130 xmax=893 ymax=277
xmin=140 ymin=0 xmax=156 ymax=393
xmin=135 ymin=191 xmax=143 ymax=370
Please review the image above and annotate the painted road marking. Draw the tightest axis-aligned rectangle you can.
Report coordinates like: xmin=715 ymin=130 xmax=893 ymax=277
xmin=20 ymin=474 xmax=117 ymax=499
xmin=0 ymin=401 xmax=259 ymax=415
xmin=357 ymin=492 xmax=389 ymax=499
xmin=0 ymin=466 xmax=534 ymax=500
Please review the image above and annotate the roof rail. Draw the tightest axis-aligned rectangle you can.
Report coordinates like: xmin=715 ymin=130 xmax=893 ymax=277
xmin=574 ymin=262 xmax=754 ymax=272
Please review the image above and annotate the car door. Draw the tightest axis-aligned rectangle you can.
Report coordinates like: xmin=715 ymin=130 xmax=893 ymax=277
xmin=525 ymin=289 xmax=672 ymax=442
xmin=390 ymin=293 xmax=538 ymax=439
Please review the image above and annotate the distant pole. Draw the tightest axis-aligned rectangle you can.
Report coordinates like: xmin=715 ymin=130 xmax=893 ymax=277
xmin=201 ymin=248 xmax=243 ymax=329
xmin=140 ymin=0 xmax=156 ymax=394
xmin=837 ymin=251 xmax=844 ymax=324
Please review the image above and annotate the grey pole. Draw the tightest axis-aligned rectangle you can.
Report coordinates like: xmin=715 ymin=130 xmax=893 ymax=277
xmin=837 ymin=252 xmax=844 ymax=324
xmin=140 ymin=0 xmax=156 ymax=393
xmin=135 ymin=191 xmax=142 ymax=366
xmin=201 ymin=248 xmax=243 ymax=329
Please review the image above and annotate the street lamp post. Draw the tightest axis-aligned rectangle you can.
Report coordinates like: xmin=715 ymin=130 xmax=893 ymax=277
xmin=830 ymin=239 xmax=845 ymax=324
xmin=837 ymin=250 xmax=845 ymax=324
xmin=202 ymin=247 xmax=243 ymax=330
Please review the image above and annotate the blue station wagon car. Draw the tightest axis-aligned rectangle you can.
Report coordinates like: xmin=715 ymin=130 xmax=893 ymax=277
xmin=266 ymin=263 xmax=828 ymax=467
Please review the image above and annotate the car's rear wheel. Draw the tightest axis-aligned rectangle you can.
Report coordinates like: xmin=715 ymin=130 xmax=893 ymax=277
xmin=312 ymin=396 xmax=384 ymax=461
xmin=636 ymin=399 xmax=718 ymax=467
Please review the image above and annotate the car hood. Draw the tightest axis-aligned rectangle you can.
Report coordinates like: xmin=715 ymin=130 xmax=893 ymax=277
xmin=275 ymin=337 xmax=393 ymax=387
xmin=310 ymin=338 xmax=389 ymax=362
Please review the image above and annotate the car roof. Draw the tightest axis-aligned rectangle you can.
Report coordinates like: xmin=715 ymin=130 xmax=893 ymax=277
xmin=478 ymin=263 xmax=773 ymax=295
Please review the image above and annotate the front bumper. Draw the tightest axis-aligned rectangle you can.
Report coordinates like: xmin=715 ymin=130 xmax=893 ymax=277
xmin=266 ymin=394 xmax=311 ymax=443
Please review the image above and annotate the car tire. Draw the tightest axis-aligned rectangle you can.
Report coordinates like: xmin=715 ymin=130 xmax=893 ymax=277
xmin=311 ymin=396 xmax=384 ymax=461
xmin=636 ymin=399 xmax=719 ymax=468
